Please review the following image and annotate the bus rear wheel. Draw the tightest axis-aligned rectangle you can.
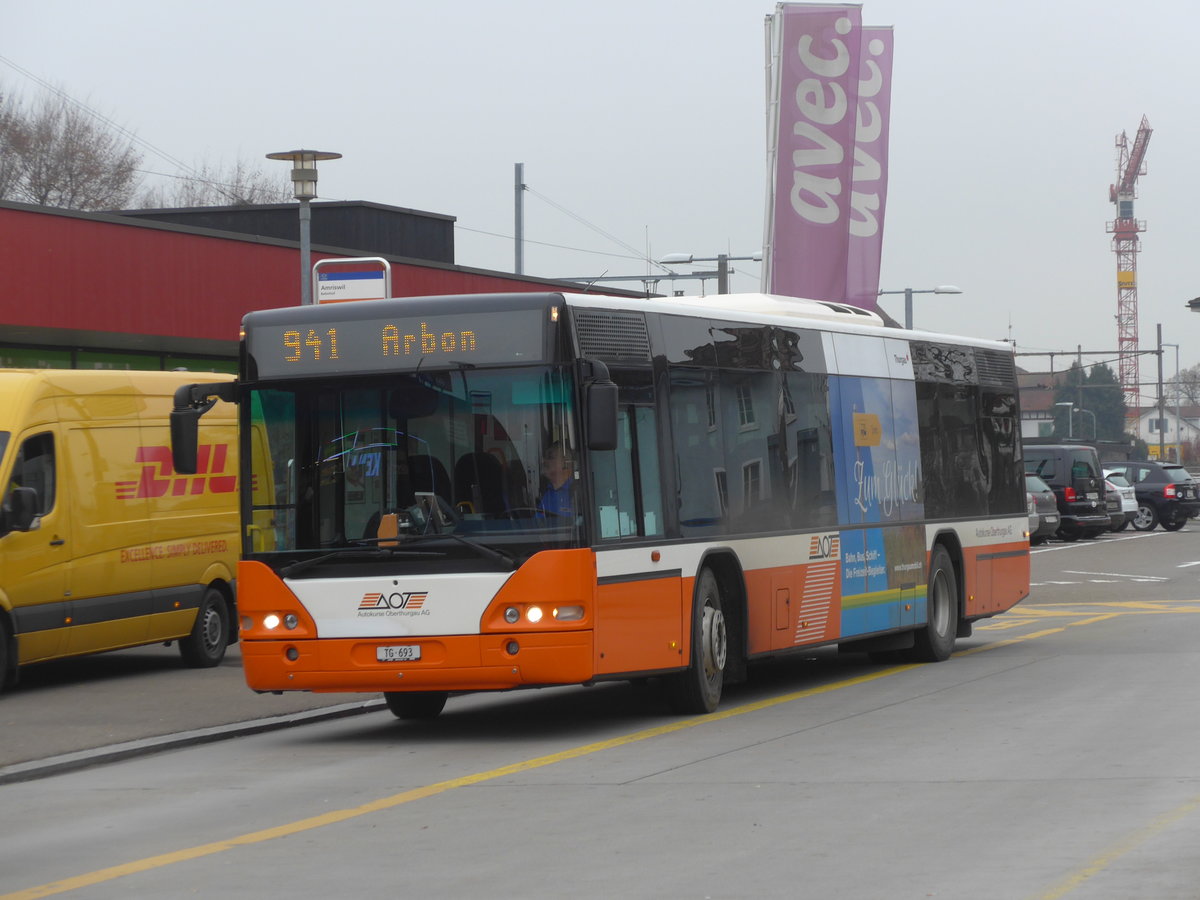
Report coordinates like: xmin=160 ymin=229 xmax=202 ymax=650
xmin=908 ymin=546 xmax=958 ymax=662
xmin=384 ymin=691 xmax=448 ymax=720
xmin=666 ymin=568 xmax=726 ymax=714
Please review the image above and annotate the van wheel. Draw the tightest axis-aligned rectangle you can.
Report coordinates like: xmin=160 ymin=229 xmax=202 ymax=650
xmin=383 ymin=691 xmax=448 ymax=720
xmin=907 ymin=545 xmax=958 ymax=662
xmin=179 ymin=587 xmax=230 ymax=668
xmin=666 ymin=568 xmax=727 ymax=714
xmin=1132 ymin=503 xmax=1158 ymax=531
xmin=0 ymin=617 xmax=14 ymax=692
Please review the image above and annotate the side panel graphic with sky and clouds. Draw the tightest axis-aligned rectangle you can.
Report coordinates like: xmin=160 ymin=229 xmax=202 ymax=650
xmin=828 ymin=334 xmax=927 ymax=637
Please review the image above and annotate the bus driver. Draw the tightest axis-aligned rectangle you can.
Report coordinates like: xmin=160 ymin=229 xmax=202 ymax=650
xmin=538 ymin=441 xmax=575 ymax=517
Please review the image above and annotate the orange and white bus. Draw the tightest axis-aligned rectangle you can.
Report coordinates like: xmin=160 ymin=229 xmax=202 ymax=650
xmin=172 ymin=291 xmax=1029 ymax=718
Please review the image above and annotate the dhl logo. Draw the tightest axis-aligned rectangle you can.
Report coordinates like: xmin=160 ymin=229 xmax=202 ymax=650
xmin=115 ymin=445 xmax=237 ymax=500
xmin=359 ymin=591 xmax=428 ymax=610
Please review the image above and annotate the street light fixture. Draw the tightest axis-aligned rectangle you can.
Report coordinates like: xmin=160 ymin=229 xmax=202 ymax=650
xmin=877 ymin=285 xmax=963 ymax=330
xmin=658 ymin=252 xmax=763 ymax=295
xmin=266 ymin=149 xmax=342 ymax=305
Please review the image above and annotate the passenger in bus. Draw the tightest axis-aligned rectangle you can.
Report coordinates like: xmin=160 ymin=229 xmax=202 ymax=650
xmin=538 ymin=442 xmax=575 ymax=517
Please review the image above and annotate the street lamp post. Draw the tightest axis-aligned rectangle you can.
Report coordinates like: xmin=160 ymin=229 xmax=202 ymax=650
xmin=1076 ymin=408 xmax=1096 ymax=441
xmin=266 ymin=149 xmax=342 ymax=305
xmin=658 ymin=252 xmax=763 ymax=295
xmin=877 ymin=285 xmax=963 ymax=330
xmin=1055 ymin=401 xmax=1075 ymax=439
xmin=1163 ymin=341 xmax=1181 ymax=461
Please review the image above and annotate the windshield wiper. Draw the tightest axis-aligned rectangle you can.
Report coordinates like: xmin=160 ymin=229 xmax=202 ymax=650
xmin=280 ymin=546 xmax=445 ymax=578
xmin=360 ymin=531 xmax=517 ymax=570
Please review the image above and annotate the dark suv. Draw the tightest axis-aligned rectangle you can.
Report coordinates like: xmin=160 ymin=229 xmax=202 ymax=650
xmin=1023 ymin=444 xmax=1111 ymax=541
xmin=1103 ymin=460 xmax=1200 ymax=531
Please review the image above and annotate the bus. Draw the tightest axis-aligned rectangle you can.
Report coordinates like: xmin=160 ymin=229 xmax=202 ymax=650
xmin=171 ymin=291 xmax=1030 ymax=718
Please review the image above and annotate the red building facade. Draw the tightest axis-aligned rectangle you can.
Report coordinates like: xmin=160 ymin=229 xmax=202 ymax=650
xmin=0 ymin=200 xmax=624 ymax=370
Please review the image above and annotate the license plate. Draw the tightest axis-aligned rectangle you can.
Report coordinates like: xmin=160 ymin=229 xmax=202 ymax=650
xmin=1045 ymin=515 xmax=1059 ymax=523
xmin=377 ymin=645 xmax=421 ymax=662
xmin=1086 ymin=492 xmax=1099 ymax=500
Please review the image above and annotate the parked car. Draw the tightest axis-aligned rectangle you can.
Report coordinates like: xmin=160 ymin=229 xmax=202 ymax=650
xmin=1024 ymin=473 xmax=1059 ymax=544
xmin=1102 ymin=470 xmax=1138 ymax=532
xmin=1103 ymin=460 xmax=1200 ymax=531
xmin=1023 ymin=444 xmax=1111 ymax=541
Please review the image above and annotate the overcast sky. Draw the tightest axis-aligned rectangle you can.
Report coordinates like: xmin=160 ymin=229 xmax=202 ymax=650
xmin=4 ymin=0 xmax=1197 ymax=398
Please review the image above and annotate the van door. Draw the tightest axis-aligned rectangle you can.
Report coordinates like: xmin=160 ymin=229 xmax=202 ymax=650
xmin=1 ymin=430 xmax=70 ymax=664
xmin=63 ymin=422 xmax=153 ymax=655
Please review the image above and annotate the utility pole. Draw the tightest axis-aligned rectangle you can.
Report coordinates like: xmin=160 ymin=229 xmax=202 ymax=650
xmin=1157 ymin=323 xmax=1165 ymax=460
xmin=514 ymin=163 xmax=525 ymax=275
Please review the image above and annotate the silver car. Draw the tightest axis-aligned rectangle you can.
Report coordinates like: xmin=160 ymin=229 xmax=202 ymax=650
xmin=1102 ymin=470 xmax=1138 ymax=532
xmin=1025 ymin=473 xmax=1059 ymax=544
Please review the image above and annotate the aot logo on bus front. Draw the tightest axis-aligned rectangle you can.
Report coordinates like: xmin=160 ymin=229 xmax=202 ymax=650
xmin=358 ymin=591 xmax=428 ymax=612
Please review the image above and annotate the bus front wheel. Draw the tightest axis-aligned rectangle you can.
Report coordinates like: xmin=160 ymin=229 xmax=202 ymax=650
xmin=666 ymin=568 xmax=727 ymax=714
xmin=384 ymin=691 xmax=448 ymax=720
xmin=909 ymin=546 xmax=958 ymax=662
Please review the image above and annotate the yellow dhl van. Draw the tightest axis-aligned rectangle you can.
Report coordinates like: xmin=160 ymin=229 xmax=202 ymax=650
xmin=0 ymin=369 xmax=239 ymax=690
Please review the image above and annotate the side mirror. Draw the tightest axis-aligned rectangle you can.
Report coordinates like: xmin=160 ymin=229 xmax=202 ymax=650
xmin=170 ymin=406 xmax=202 ymax=474
xmin=171 ymin=381 xmax=238 ymax=474
xmin=8 ymin=486 xmax=40 ymax=532
xmin=586 ymin=379 xmax=618 ymax=451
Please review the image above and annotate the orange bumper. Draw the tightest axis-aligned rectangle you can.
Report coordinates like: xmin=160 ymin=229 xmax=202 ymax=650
xmin=241 ymin=630 xmax=594 ymax=694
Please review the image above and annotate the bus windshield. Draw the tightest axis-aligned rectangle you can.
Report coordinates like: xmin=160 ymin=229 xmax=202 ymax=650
xmin=249 ymin=366 xmax=580 ymax=559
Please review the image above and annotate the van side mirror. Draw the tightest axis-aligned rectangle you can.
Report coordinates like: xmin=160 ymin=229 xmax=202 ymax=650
xmin=171 ymin=381 xmax=238 ymax=474
xmin=581 ymin=359 xmax=618 ymax=451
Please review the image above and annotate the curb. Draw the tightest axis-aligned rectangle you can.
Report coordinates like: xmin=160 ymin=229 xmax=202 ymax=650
xmin=0 ymin=698 xmax=385 ymax=786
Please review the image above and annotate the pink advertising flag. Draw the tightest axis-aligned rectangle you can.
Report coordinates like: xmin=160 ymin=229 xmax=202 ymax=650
xmin=845 ymin=25 xmax=894 ymax=313
xmin=764 ymin=3 xmax=863 ymax=301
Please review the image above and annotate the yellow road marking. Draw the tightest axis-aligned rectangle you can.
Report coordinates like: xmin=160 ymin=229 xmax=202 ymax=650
xmin=1034 ymin=794 xmax=1200 ymax=900
xmin=4 ymin=601 xmax=1197 ymax=899
xmin=2 ymin=665 xmax=915 ymax=899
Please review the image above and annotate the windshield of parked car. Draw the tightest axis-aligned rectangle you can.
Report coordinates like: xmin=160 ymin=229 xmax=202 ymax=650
xmin=1161 ymin=465 xmax=1194 ymax=484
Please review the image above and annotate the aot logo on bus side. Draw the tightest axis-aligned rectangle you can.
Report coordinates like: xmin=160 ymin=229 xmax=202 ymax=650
xmin=115 ymin=445 xmax=236 ymax=500
xmin=808 ymin=533 xmax=841 ymax=561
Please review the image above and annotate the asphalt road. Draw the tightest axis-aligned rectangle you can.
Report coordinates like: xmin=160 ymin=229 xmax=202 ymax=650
xmin=0 ymin=641 xmax=375 ymax=775
xmin=3 ymin=525 xmax=1199 ymax=776
xmin=2 ymin=527 xmax=1200 ymax=898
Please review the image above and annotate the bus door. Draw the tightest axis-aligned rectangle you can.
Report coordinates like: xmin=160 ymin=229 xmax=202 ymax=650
xmin=590 ymin=377 xmax=678 ymax=676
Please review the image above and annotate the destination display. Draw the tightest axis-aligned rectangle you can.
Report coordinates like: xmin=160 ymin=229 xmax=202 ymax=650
xmin=246 ymin=308 xmax=548 ymax=378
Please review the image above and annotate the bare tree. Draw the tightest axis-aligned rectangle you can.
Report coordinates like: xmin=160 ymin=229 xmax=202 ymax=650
xmin=0 ymin=90 xmax=22 ymax=199
xmin=1171 ymin=363 xmax=1200 ymax=407
xmin=0 ymin=84 xmax=142 ymax=209
xmin=137 ymin=158 xmax=293 ymax=208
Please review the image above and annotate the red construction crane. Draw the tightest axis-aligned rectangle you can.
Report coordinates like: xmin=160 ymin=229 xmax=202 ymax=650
xmin=1107 ymin=115 xmax=1152 ymax=418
